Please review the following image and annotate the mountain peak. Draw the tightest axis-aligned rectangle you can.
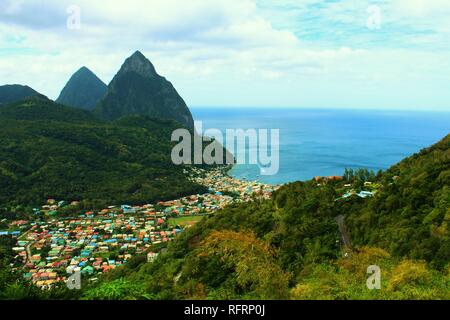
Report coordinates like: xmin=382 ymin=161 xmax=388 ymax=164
xmin=130 ymin=50 xmax=146 ymax=60
xmin=120 ymin=51 xmax=158 ymax=78
xmin=94 ymin=51 xmax=194 ymax=130
xmin=56 ymin=67 xmax=107 ymax=110
xmin=77 ymin=66 xmax=92 ymax=73
xmin=70 ymin=66 xmax=97 ymax=79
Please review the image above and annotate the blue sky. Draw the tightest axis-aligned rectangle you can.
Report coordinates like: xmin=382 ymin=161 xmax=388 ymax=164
xmin=0 ymin=0 xmax=450 ymax=111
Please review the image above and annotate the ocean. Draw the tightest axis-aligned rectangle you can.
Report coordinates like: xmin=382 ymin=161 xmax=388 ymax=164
xmin=191 ymin=107 xmax=450 ymax=185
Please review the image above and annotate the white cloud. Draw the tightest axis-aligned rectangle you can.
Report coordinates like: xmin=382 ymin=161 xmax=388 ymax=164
xmin=391 ymin=0 xmax=450 ymax=17
xmin=0 ymin=0 xmax=316 ymax=98
xmin=0 ymin=0 xmax=449 ymax=110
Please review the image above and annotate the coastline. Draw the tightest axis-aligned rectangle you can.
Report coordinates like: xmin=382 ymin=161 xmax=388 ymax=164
xmin=7 ymin=165 xmax=279 ymax=289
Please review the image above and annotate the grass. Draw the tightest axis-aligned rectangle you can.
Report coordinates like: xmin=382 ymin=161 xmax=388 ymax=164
xmin=168 ymin=216 xmax=205 ymax=227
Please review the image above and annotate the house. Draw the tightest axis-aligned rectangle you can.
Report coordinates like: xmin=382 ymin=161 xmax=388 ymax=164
xmin=31 ymin=255 xmax=42 ymax=263
xmin=101 ymin=265 xmax=115 ymax=272
xmin=58 ymin=201 xmax=66 ymax=207
xmin=11 ymin=220 xmax=28 ymax=227
xmin=81 ymin=266 xmax=94 ymax=275
xmin=121 ymin=205 xmax=136 ymax=214
xmin=358 ymin=191 xmax=374 ymax=198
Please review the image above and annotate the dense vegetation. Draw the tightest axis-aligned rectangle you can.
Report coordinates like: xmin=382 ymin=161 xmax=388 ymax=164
xmin=79 ymin=135 xmax=449 ymax=300
xmin=0 ymin=96 xmax=96 ymax=122
xmin=0 ymin=85 xmax=40 ymax=105
xmin=0 ymin=64 xmax=448 ymax=299
xmin=0 ymin=96 xmax=206 ymax=207
xmin=56 ymin=67 xmax=107 ymax=110
xmin=344 ymin=134 xmax=450 ymax=269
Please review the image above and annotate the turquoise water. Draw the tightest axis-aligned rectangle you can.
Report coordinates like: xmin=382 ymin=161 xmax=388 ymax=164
xmin=191 ymin=108 xmax=450 ymax=184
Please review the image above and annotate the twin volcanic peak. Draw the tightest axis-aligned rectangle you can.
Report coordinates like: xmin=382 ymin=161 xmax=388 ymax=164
xmin=93 ymin=51 xmax=195 ymax=130
xmin=56 ymin=66 xmax=107 ymax=110
xmin=2 ymin=51 xmax=195 ymax=130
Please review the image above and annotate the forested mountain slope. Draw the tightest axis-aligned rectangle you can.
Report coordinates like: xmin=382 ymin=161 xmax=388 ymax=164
xmin=0 ymin=85 xmax=40 ymax=105
xmin=0 ymin=97 xmax=205 ymax=206
xmin=82 ymin=135 xmax=450 ymax=300
xmin=345 ymin=134 xmax=450 ymax=268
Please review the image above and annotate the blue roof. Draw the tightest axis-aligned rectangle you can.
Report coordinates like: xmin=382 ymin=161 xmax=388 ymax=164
xmin=358 ymin=191 xmax=374 ymax=198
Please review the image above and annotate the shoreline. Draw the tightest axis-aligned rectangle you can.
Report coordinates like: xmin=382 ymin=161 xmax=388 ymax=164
xmin=6 ymin=165 xmax=280 ymax=289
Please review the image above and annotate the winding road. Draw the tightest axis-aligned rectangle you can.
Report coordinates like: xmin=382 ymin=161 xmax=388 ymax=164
xmin=335 ymin=214 xmax=352 ymax=250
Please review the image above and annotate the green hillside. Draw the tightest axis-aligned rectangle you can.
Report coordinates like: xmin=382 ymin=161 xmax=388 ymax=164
xmin=81 ymin=135 xmax=450 ymax=300
xmin=0 ymin=95 xmax=96 ymax=122
xmin=0 ymin=97 xmax=206 ymax=207
xmin=345 ymin=134 xmax=450 ymax=269
xmin=0 ymin=85 xmax=40 ymax=105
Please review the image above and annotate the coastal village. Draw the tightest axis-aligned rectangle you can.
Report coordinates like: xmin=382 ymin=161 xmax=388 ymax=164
xmin=1 ymin=169 xmax=381 ymax=290
xmin=2 ymin=168 xmax=279 ymax=289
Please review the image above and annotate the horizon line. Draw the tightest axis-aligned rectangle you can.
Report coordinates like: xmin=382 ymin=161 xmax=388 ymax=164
xmin=190 ymin=105 xmax=450 ymax=113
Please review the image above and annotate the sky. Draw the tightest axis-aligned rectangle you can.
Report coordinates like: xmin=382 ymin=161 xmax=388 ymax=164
xmin=0 ymin=0 xmax=450 ymax=111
